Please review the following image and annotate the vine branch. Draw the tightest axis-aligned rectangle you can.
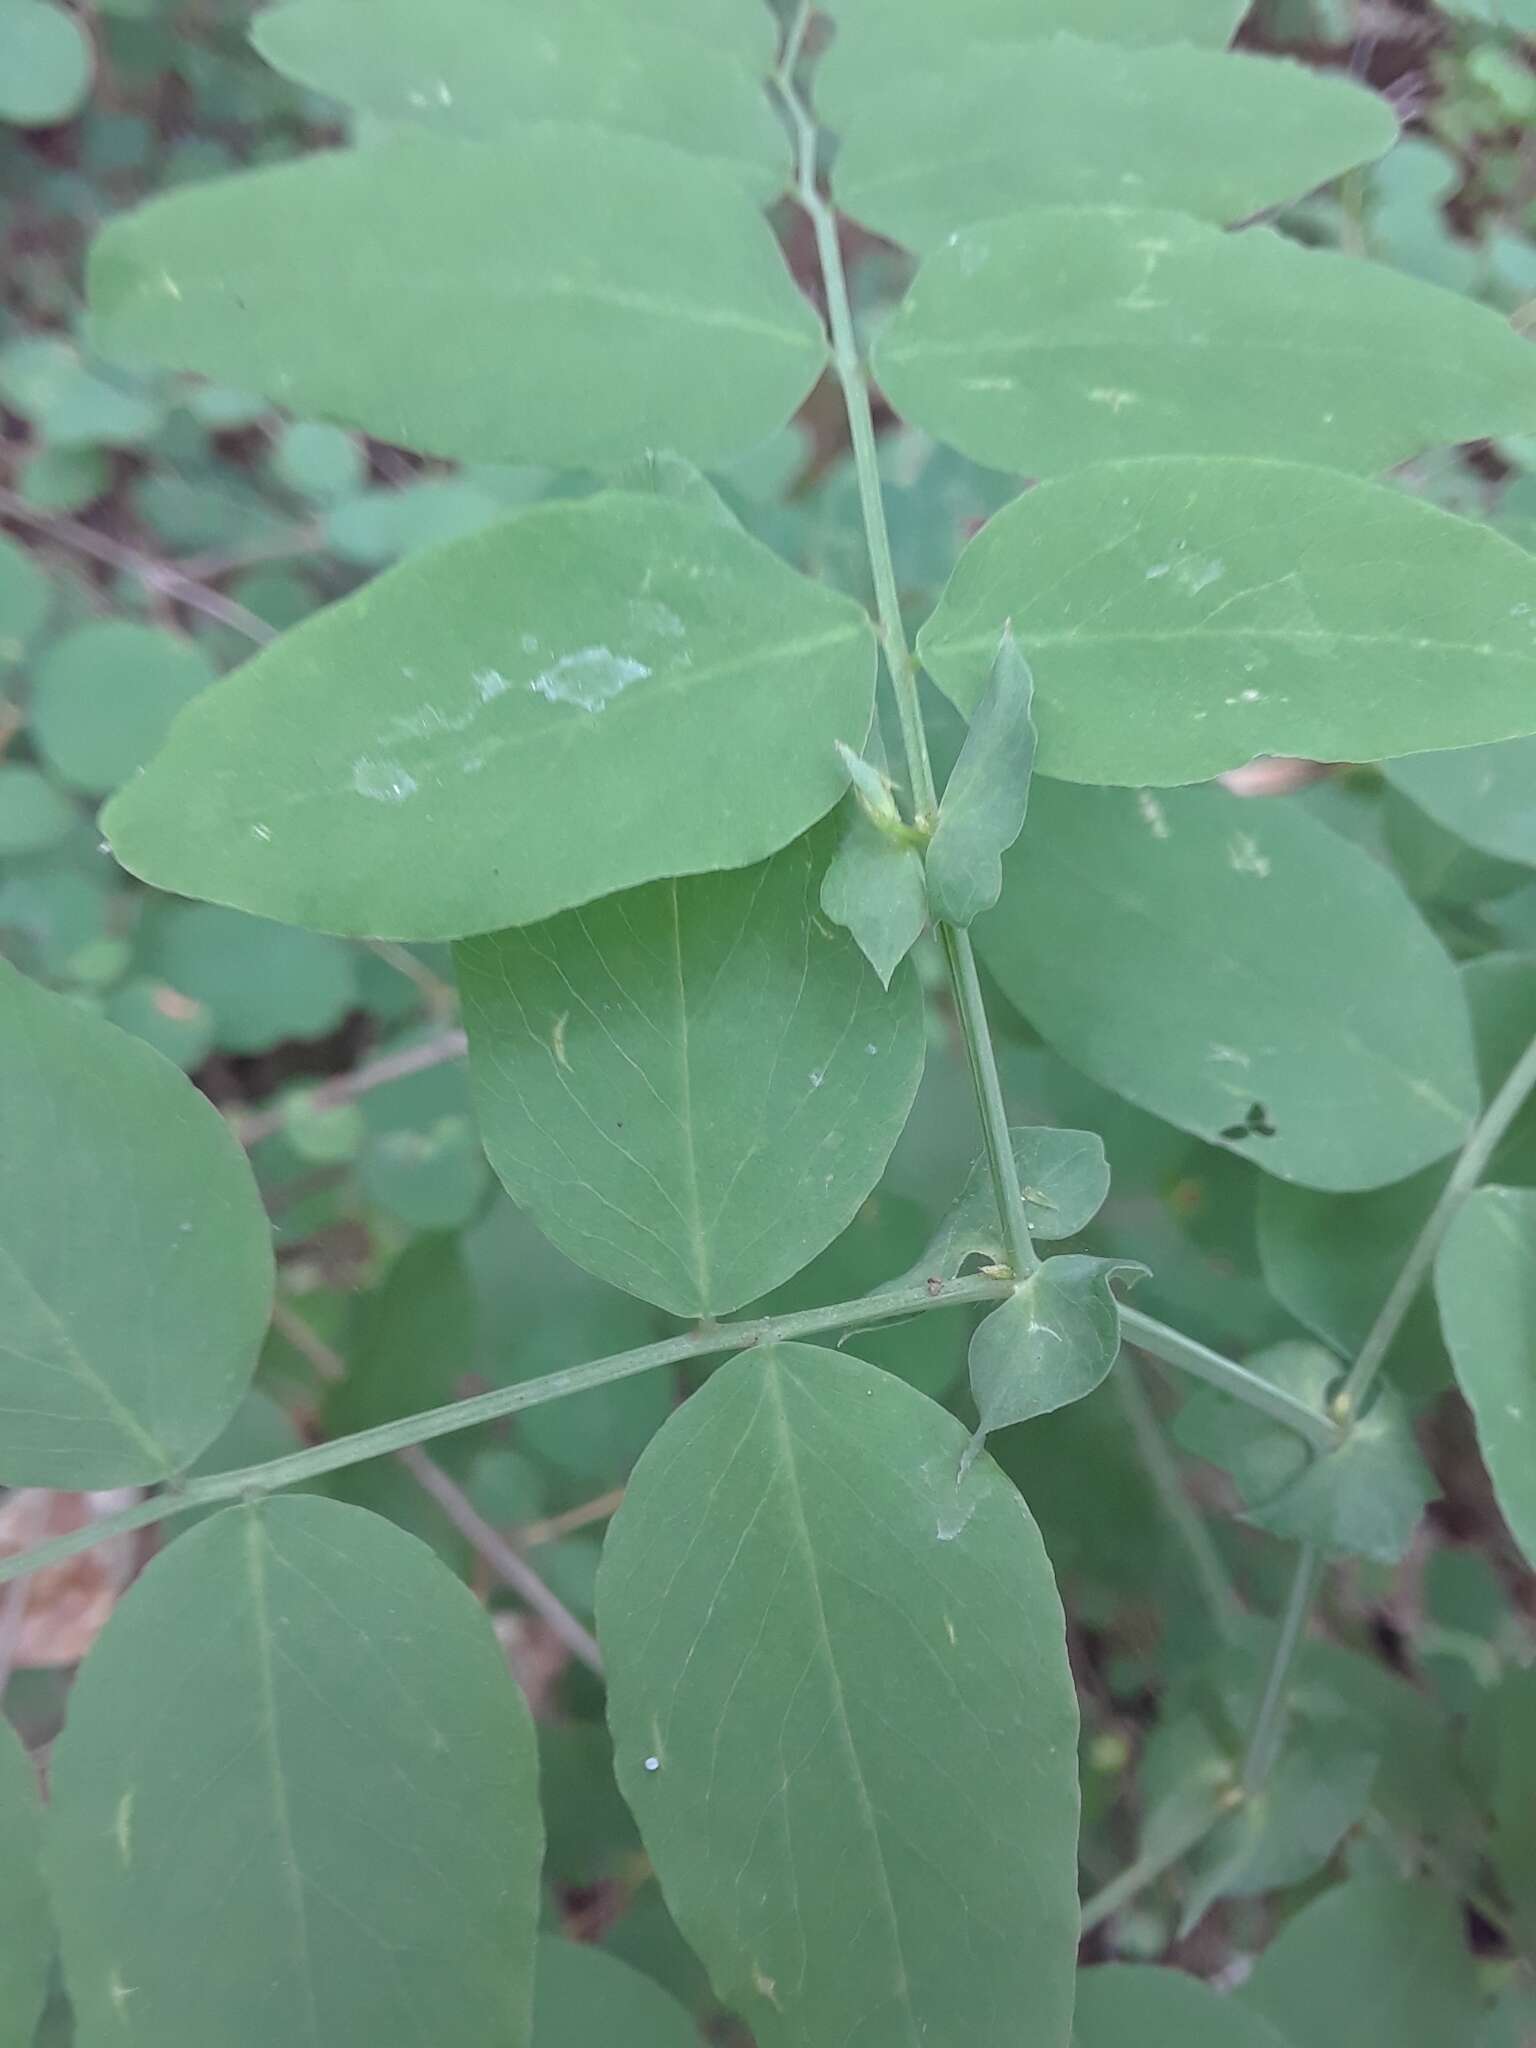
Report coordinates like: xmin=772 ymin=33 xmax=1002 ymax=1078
xmin=774 ymin=6 xmax=1038 ymax=1281
xmin=0 ymin=1274 xmax=1011 ymax=1590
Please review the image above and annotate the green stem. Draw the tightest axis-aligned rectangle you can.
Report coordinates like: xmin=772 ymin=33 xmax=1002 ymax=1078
xmin=939 ymin=924 xmax=1041 ymax=1277
xmin=1340 ymin=1029 xmax=1536 ymax=1416
xmin=776 ymin=18 xmax=1038 ymax=1282
xmin=1079 ymin=1792 xmax=1229 ymax=1935
xmin=1240 ymin=1544 xmax=1324 ymax=1794
xmin=1120 ymin=1306 xmax=1340 ymax=1452
xmin=1230 ymin=1034 xmax=1536 ymax=1827
xmin=1117 ymin=1361 xmax=1244 ymax=1642
xmin=0 ymin=1275 xmax=1010 ymax=1590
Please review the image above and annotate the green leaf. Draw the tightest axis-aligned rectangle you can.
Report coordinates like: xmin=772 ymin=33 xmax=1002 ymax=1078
xmin=359 ymin=1117 xmax=489 ymax=1231
xmin=45 ymin=1496 xmax=543 ymax=2048
xmin=1382 ymin=782 xmax=1531 ymax=909
xmin=925 ymin=627 xmax=1036 ymax=927
xmin=532 ymin=1937 xmax=699 ymax=2048
xmin=830 ymin=40 xmax=1396 ymax=253
xmin=1175 ymin=1341 xmax=1435 ymax=1561
xmin=0 ymin=962 xmax=273 ymax=1487
xmin=457 ymin=822 xmax=924 ymax=1317
xmin=88 ymin=129 xmax=826 ymax=469
xmin=918 ymin=459 xmax=1536 ymax=786
xmin=0 ymin=338 xmax=164 ymax=449
xmin=1179 ymin=1718 xmax=1377 ymax=1924
xmin=611 ymin=448 xmax=744 ymax=532
xmin=105 ymin=495 xmax=875 ymax=940
xmin=251 ymin=0 xmax=787 ymax=197
xmin=893 ymin=1126 xmax=1111 ymax=1284
xmin=30 ymin=621 xmax=215 ymax=794
xmin=1386 ymin=736 xmax=1536 ymax=869
xmin=0 ymin=531 xmax=51 ymax=667
xmin=0 ymin=765 xmax=74 ymax=854
xmin=817 ymin=0 xmax=1247 ymax=129
xmin=1072 ymin=1964 xmax=1293 ymax=2048
xmin=978 ymin=781 xmax=1480 ymax=1190
xmin=0 ymin=0 xmax=93 ymax=127
xmin=327 ymin=1234 xmax=475 ymax=1439
xmin=1436 ymin=1186 xmax=1536 ymax=1571
xmin=876 ymin=208 xmax=1536 ymax=478
xmin=0 ymin=1717 xmax=50 ymax=2048
xmin=1240 ymin=1880 xmax=1481 ymax=2048
xmin=598 ymin=1344 xmax=1081 ymax=2048
xmin=140 ymin=905 xmax=358 ymax=1054
xmin=819 ymin=801 xmax=929 ymax=988
xmin=969 ymin=1256 xmax=1144 ymax=1434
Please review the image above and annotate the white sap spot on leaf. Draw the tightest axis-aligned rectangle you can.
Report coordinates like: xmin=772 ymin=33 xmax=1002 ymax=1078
xmin=1144 ymin=562 xmax=1171 ymax=580
xmin=643 ymin=1754 xmax=661 ymax=1773
xmin=808 ymin=1067 xmax=826 ymax=1090
xmin=529 ymin=646 xmax=651 ymax=712
xmin=1088 ymin=386 xmax=1139 ymax=413
xmin=629 ymin=598 xmax=687 ymax=641
xmin=865 ymin=1042 xmax=878 ymax=1055
xmin=352 ymin=756 xmax=419 ymax=803
xmin=1177 ymin=556 xmax=1225 ymax=595
xmin=474 ymin=667 xmax=513 ymax=703
xmin=963 ymin=374 xmax=1018 ymax=393
xmin=386 ymin=703 xmax=475 ymax=739
xmin=1137 ymin=790 xmax=1171 ymax=840
xmin=114 ymin=1788 xmax=134 ymax=1865
xmin=925 ymin=1451 xmax=981 ymax=1542
xmin=1227 ymin=832 xmax=1272 ymax=879
xmin=250 ymin=823 xmax=272 ymax=843
xmin=1209 ymin=1043 xmax=1251 ymax=1066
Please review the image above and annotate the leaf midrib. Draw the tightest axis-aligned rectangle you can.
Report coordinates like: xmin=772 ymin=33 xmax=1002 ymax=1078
xmin=244 ymin=1510 xmax=324 ymax=2048
xmin=764 ymin=1362 xmax=920 ymax=2048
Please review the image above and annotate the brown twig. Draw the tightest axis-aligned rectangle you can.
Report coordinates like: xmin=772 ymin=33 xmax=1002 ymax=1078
xmin=0 ymin=485 xmax=276 ymax=644
xmin=236 ymin=1027 xmax=468 ymax=1146
xmin=268 ymin=1301 xmax=602 ymax=1674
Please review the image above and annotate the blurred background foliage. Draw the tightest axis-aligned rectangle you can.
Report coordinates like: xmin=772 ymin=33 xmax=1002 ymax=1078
xmin=3 ymin=0 xmax=1536 ymax=2035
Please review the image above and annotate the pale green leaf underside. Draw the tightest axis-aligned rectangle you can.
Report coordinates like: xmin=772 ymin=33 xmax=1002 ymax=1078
xmin=0 ymin=1719 xmax=50 ymax=2048
xmin=598 ymin=1345 xmax=1080 ymax=2048
xmin=46 ymin=1497 xmax=543 ymax=2048
xmin=819 ymin=805 xmax=929 ymax=988
xmin=0 ymin=963 xmax=273 ymax=1488
xmin=831 ymin=39 xmax=1397 ymax=252
xmin=104 ymin=495 xmax=875 ymax=941
xmin=457 ymin=823 xmax=924 ymax=1318
xmin=1386 ymin=736 xmax=1536 ymax=868
xmin=817 ymin=0 xmax=1246 ymax=129
xmin=969 ymin=1256 xmax=1140 ymax=1433
xmin=1073 ymin=1964 xmax=1293 ymax=2048
xmin=531 ymin=1938 xmax=698 ymax=2048
xmin=877 ymin=208 xmax=1536 ymax=478
xmin=1240 ymin=1880 xmax=1481 ymax=2048
xmin=87 ymin=128 xmax=825 ymax=469
xmin=1436 ymin=1185 xmax=1536 ymax=1571
xmin=1176 ymin=1341 xmax=1434 ymax=1562
xmin=892 ymin=1126 xmax=1111 ymax=1287
xmin=925 ymin=627 xmax=1036 ymax=928
xmin=919 ymin=458 xmax=1536 ymax=786
xmin=252 ymin=0 xmax=788 ymax=195
xmin=976 ymin=781 xmax=1480 ymax=1192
